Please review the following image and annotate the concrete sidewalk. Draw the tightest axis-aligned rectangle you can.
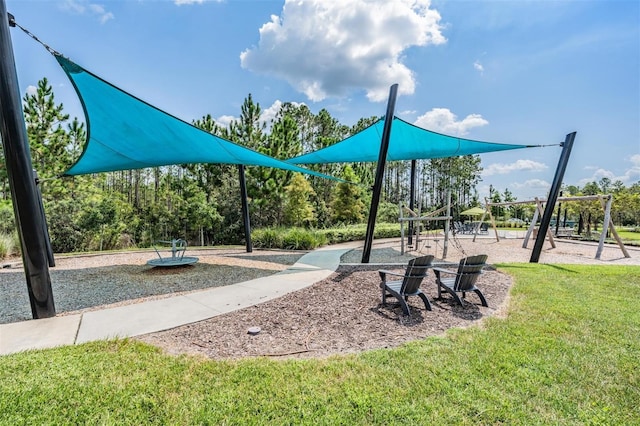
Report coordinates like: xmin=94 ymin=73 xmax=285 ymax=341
xmin=0 ymin=242 xmax=360 ymax=356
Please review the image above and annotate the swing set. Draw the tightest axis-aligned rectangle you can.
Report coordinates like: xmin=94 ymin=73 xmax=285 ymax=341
xmin=399 ymin=189 xmax=453 ymax=258
xmin=474 ymin=194 xmax=630 ymax=260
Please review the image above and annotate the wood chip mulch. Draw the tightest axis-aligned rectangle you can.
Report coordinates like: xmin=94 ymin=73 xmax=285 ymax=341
xmin=136 ymin=264 xmax=512 ymax=360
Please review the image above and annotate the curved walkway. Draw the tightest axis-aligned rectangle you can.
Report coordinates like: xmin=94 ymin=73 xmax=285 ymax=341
xmin=0 ymin=242 xmax=360 ymax=356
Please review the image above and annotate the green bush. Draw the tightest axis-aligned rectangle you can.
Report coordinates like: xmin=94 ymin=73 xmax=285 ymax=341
xmin=281 ymin=228 xmax=327 ymax=250
xmin=318 ymin=222 xmax=400 ymax=244
xmin=252 ymin=223 xmax=401 ymax=250
xmin=253 ymin=228 xmax=328 ymax=250
xmin=252 ymin=228 xmax=283 ymax=249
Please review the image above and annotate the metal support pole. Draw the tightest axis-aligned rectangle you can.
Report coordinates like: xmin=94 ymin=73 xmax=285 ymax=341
xmin=34 ymin=170 xmax=55 ymax=267
xmin=555 ymin=191 xmax=562 ymax=235
xmin=531 ymin=132 xmax=576 ymax=262
xmin=238 ymin=165 xmax=252 ymax=253
xmin=362 ymin=84 xmax=398 ymax=263
xmin=0 ymin=6 xmax=55 ymax=318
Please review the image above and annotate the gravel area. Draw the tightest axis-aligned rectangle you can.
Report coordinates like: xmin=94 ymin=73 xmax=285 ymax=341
xmin=0 ymin=248 xmax=304 ymax=324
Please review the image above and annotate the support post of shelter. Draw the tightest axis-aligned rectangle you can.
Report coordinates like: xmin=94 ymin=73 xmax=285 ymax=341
xmin=0 ymin=6 xmax=56 ymax=318
xmin=34 ymin=170 xmax=55 ymax=267
xmin=238 ymin=165 xmax=252 ymax=253
xmin=531 ymin=132 xmax=576 ymax=262
xmin=362 ymin=83 xmax=398 ymax=263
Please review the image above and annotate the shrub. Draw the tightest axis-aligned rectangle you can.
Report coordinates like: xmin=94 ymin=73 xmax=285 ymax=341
xmin=281 ymin=228 xmax=326 ymax=250
xmin=318 ymin=222 xmax=400 ymax=244
xmin=253 ymin=223 xmax=400 ymax=250
xmin=253 ymin=227 xmax=327 ymax=250
xmin=252 ymin=228 xmax=283 ymax=249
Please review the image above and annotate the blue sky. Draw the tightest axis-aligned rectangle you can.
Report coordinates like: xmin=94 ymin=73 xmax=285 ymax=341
xmin=6 ymin=0 xmax=640 ymax=201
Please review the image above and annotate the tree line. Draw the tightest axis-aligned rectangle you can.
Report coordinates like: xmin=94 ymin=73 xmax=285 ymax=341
xmin=1 ymin=78 xmax=637 ymax=254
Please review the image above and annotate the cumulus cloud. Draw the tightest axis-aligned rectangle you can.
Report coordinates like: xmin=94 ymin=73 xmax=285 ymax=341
xmin=240 ymin=0 xmax=446 ymax=102
xmin=261 ymin=100 xmax=284 ymax=126
xmin=482 ymin=159 xmax=548 ymax=177
xmin=62 ymin=0 xmax=114 ymax=23
xmin=25 ymin=85 xmax=37 ymax=96
xmin=213 ymin=100 xmax=306 ymax=130
xmin=414 ymin=108 xmax=488 ymax=136
xmin=174 ymin=0 xmax=223 ymax=5
xmin=473 ymin=60 xmax=484 ymax=75
xmin=511 ymin=179 xmax=551 ymax=190
xmin=578 ymin=159 xmax=640 ymax=186
xmin=627 ymin=154 xmax=640 ymax=180
xmin=214 ymin=115 xmax=236 ymax=128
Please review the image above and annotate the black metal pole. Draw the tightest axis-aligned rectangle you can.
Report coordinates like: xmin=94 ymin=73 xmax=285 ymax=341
xmin=34 ymin=170 xmax=55 ymax=267
xmin=362 ymin=84 xmax=398 ymax=263
xmin=408 ymin=159 xmax=416 ymax=246
xmin=554 ymin=190 xmax=562 ymax=235
xmin=0 ymin=6 xmax=55 ymax=318
xmin=530 ymin=132 xmax=576 ymax=262
xmin=238 ymin=164 xmax=252 ymax=253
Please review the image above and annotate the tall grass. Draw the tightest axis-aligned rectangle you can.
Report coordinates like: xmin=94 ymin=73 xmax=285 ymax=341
xmin=0 ymin=265 xmax=638 ymax=424
xmin=0 ymin=233 xmax=17 ymax=259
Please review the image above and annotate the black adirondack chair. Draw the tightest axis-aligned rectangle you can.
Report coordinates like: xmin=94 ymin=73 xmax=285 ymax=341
xmin=433 ymin=254 xmax=488 ymax=307
xmin=379 ymin=255 xmax=434 ymax=316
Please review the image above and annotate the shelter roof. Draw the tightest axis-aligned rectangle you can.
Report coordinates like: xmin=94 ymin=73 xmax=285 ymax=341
xmin=56 ymin=55 xmax=339 ymax=180
xmin=287 ymin=117 xmax=538 ymax=164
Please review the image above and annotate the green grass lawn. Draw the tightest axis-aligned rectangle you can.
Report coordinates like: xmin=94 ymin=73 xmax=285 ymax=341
xmin=1 ymin=264 xmax=638 ymax=424
xmin=616 ymin=230 xmax=640 ymax=242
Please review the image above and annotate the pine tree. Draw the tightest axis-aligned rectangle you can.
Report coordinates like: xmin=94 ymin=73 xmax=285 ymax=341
xmin=23 ymin=78 xmax=71 ymax=178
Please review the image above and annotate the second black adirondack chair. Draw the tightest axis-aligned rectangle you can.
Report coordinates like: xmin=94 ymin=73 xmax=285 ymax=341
xmin=433 ymin=254 xmax=488 ymax=307
xmin=379 ymin=255 xmax=435 ymax=316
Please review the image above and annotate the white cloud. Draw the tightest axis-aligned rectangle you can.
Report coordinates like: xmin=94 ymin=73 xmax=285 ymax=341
xmin=578 ymin=159 xmax=640 ymax=186
xmin=174 ymin=0 xmax=223 ymax=5
xmin=62 ymin=0 xmax=114 ymax=24
xmin=627 ymin=154 xmax=640 ymax=180
xmin=261 ymin=100 xmax=284 ymax=126
xmin=473 ymin=60 xmax=484 ymax=74
xmin=482 ymin=159 xmax=548 ymax=177
xmin=414 ymin=108 xmax=488 ymax=136
xmin=240 ymin=0 xmax=446 ymax=102
xmin=512 ymin=179 xmax=551 ymax=190
xmin=214 ymin=115 xmax=235 ymax=128
xmin=25 ymin=85 xmax=37 ymax=96
xmin=213 ymin=100 xmax=306 ymax=130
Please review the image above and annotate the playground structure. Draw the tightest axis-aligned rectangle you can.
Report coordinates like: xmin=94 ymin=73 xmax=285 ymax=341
xmin=147 ymin=239 xmax=199 ymax=267
xmin=473 ymin=194 xmax=630 ymax=260
xmin=399 ymin=205 xmax=452 ymax=258
xmin=399 ymin=190 xmax=453 ymax=258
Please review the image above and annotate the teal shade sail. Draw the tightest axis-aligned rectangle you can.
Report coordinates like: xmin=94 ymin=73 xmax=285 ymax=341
xmin=287 ymin=117 xmax=538 ymax=164
xmin=57 ymin=55 xmax=340 ymax=180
